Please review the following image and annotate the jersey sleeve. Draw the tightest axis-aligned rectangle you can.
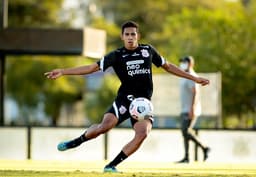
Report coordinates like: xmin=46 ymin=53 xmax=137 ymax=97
xmin=149 ymin=45 xmax=166 ymax=67
xmin=96 ymin=51 xmax=116 ymax=71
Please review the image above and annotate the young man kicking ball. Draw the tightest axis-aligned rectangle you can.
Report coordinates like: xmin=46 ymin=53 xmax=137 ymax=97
xmin=45 ymin=21 xmax=209 ymax=172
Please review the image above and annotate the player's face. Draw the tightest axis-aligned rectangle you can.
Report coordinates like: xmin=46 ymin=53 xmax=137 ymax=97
xmin=121 ymin=27 xmax=140 ymax=50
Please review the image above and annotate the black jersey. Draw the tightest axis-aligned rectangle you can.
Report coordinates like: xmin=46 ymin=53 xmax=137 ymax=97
xmin=97 ymin=44 xmax=166 ymax=99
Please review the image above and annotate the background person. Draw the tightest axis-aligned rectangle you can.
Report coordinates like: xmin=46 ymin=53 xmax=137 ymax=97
xmin=176 ymin=56 xmax=210 ymax=163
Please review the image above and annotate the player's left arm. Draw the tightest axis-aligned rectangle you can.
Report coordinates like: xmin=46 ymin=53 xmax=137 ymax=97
xmin=161 ymin=62 xmax=209 ymax=86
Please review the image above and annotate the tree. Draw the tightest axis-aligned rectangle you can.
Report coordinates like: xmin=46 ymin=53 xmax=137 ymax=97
xmin=6 ymin=0 xmax=84 ymax=125
xmin=162 ymin=3 xmax=256 ymax=127
xmin=94 ymin=0 xmax=256 ymax=128
xmin=7 ymin=0 xmax=256 ymax=128
xmin=84 ymin=74 xmax=119 ymax=123
xmin=8 ymin=0 xmax=69 ymax=28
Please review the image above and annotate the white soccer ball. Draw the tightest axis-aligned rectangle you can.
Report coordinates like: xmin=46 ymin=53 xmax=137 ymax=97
xmin=129 ymin=97 xmax=154 ymax=121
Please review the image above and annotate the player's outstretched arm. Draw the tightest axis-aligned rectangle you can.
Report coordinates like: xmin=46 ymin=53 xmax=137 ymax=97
xmin=161 ymin=62 xmax=209 ymax=86
xmin=44 ymin=63 xmax=100 ymax=80
xmin=194 ymin=76 xmax=210 ymax=86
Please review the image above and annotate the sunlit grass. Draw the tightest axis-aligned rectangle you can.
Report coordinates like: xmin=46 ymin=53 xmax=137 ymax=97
xmin=0 ymin=160 xmax=256 ymax=177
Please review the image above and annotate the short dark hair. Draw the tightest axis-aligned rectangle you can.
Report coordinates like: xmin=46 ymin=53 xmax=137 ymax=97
xmin=179 ymin=56 xmax=194 ymax=64
xmin=121 ymin=21 xmax=139 ymax=34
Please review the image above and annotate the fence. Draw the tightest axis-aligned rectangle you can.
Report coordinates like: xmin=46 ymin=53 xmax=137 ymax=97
xmin=0 ymin=126 xmax=256 ymax=163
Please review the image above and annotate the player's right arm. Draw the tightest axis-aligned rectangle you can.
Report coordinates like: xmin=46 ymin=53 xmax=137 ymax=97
xmin=44 ymin=63 xmax=100 ymax=79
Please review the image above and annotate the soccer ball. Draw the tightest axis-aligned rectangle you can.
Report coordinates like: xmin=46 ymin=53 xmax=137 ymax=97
xmin=129 ymin=97 xmax=154 ymax=121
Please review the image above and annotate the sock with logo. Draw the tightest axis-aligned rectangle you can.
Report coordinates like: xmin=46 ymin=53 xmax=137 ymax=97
xmin=106 ymin=151 xmax=128 ymax=167
xmin=66 ymin=131 xmax=89 ymax=148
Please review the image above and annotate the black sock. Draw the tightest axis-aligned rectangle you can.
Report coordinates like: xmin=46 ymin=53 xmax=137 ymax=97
xmin=106 ymin=151 xmax=128 ymax=167
xmin=67 ymin=131 xmax=89 ymax=148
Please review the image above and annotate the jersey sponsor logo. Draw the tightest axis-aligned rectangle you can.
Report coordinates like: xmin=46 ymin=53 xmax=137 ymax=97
xmin=122 ymin=54 xmax=129 ymax=58
xmin=119 ymin=105 xmax=127 ymax=115
xmin=141 ymin=49 xmax=149 ymax=57
xmin=131 ymin=52 xmax=140 ymax=57
xmin=128 ymin=68 xmax=151 ymax=77
xmin=126 ymin=59 xmax=150 ymax=77
xmin=126 ymin=60 xmax=144 ymax=65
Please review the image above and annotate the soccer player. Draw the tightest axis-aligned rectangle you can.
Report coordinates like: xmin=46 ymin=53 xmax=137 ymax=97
xmin=176 ymin=56 xmax=210 ymax=163
xmin=44 ymin=21 xmax=209 ymax=172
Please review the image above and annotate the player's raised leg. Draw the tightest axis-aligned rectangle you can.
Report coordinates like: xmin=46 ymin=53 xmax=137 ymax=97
xmin=104 ymin=119 xmax=152 ymax=173
xmin=57 ymin=113 xmax=118 ymax=151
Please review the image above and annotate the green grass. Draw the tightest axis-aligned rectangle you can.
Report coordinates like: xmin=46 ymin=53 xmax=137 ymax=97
xmin=0 ymin=160 xmax=256 ymax=177
xmin=2 ymin=171 xmax=255 ymax=177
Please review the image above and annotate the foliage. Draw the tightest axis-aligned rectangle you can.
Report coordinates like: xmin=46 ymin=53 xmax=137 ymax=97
xmin=8 ymin=0 xmax=69 ymax=28
xmin=6 ymin=0 xmax=256 ymax=128
xmin=6 ymin=56 xmax=84 ymax=125
xmin=90 ymin=17 xmax=121 ymax=52
xmin=94 ymin=0 xmax=256 ymax=128
xmin=161 ymin=3 xmax=256 ymax=127
xmin=6 ymin=0 xmax=87 ymax=125
xmin=95 ymin=0 xmax=229 ymax=44
xmin=84 ymin=74 xmax=120 ymax=123
xmin=6 ymin=0 xmax=122 ymax=125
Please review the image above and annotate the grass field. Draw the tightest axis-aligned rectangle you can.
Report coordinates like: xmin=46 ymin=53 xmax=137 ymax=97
xmin=0 ymin=160 xmax=256 ymax=177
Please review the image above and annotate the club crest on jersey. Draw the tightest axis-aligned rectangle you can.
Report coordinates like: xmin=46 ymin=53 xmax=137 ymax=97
xmin=141 ymin=49 xmax=149 ymax=58
xmin=119 ymin=105 xmax=127 ymax=115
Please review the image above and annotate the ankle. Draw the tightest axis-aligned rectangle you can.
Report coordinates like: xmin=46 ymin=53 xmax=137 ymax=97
xmin=80 ymin=134 xmax=87 ymax=142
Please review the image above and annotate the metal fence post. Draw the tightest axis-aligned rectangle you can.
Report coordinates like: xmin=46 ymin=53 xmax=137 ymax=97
xmin=104 ymin=133 xmax=108 ymax=160
xmin=27 ymin=126 xmax=31 ymax=159
xmin=194 ymin=129 xmax=199 ymax=161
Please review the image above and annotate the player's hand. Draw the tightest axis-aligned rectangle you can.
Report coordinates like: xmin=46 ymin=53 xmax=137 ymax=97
xmin=44 ymin=69 xmax=63 ymax=79
xmin=195 ymin=77 xmax=209 ymax=86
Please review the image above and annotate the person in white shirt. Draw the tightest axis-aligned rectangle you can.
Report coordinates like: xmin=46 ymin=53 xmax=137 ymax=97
xmin=177 ymin=56 xmax=210 ymax=163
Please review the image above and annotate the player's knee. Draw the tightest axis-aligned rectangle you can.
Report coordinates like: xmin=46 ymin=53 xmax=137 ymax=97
xmin=100 ymin=127 xmax=111 ymax=134
xmin=135 ymin=131 xmax=148 ymax=142
xmin=97 ymin=124 xmax=112 ymax=134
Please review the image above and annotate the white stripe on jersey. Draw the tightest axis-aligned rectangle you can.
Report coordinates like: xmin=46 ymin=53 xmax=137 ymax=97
xmin=161 ymin=56 xmax=166 ymax=65
xmin=99 ymin=57 xmax=104 ymax=70
xmin=113 ymin=101 xmax=119 ymax=119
